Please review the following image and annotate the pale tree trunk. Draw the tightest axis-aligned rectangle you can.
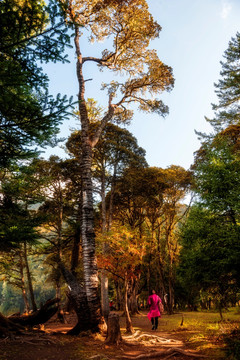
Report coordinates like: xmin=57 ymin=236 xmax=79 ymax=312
xmin=81 ymin=140 xmax=101 ymax=329
xmin=101 ymin=167 xmax=110 ymax=320
xmin=101 ymin=271 xmax=109 ymax=319
xmin=107 ymin=166 xmax=117 ymax=231
xmin=147 ymin=227 xmax=155 ymax=296
xmin=19 ymin=252 xmax=30 ymax=314
xmin=124 ymin=275 xmax=134 ymax=334
xmin=23 ymin=241 xmax=37 ymax=312
xmin=168 ymin=275 xmax=174 ymax=314
xmin=166 ymin=223 xmax=175 ymax=315
xmin=156 ymin=226 xmax=169 ymax=313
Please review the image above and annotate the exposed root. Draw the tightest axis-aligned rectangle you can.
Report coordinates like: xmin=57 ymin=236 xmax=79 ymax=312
xmin=123 ymin=330 xmax=182 ymax=346
xmin=1 ymin=333 xmax=60 ymax=345
xmin=118 ymin=347 xmax=208 ymax=359
xmin=120 ymin=331 xmax=207 ymax=359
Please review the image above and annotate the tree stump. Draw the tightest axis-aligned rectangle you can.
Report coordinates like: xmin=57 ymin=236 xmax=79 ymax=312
xmin=105 ymin=313 xmax=122 ymax=345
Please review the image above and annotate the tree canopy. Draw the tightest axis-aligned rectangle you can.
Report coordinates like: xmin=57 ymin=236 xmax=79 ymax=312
xmin=0 ymin=0 xmax=73 ymax=167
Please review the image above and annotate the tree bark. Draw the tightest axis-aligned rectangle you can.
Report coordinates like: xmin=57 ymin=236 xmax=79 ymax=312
xmin=23 ymin=241 xmax=37 ymax=312
xmin=105 ymin=313 xmax=122 ymax=345
xmin=115 ymin=279 xmax=124 ymax=311
xmin=73 ymin=22 xmax=101 ymax=331
xmin=128 ymin=278 xmax=140 ymax=315
xmin=124 ymin=275 xmax=134 ymax=334
xmin=101 ymin=169 xmax=110 ymax=320
xmin=107 ymin=167 xmax=117 ymax=231
xmin=7 ymin=298 xmax=59 ymax=327
xmin=70 ymin=222 xmax=81 ymax=276
xmin=101 ymin=270 xmax=109 ymax=320
xmin=58 ymin=261 xmax=91 ymax=334
xmin=19 ymin=251 xmax=30 ymax=314
xmin=156 ymin=230 xmax=169 ymax=313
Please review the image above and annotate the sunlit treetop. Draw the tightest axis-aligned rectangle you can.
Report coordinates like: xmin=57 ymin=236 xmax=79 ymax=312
xmin=209 ymin=32 xmax=240 ymax=132
xmin=60 ymin=0 xmax=174 ymax=121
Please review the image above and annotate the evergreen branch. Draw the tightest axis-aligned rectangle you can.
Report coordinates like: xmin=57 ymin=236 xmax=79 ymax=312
xmin=0 ymin=22 xmax=66 ymax=51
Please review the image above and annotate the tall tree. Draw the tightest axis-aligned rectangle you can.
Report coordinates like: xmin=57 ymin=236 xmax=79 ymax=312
xmin=209 ymin=32 xmax=240 ymax=132
xmin=193 ymin=32 xmax=240 ymax=224
xmin=60 ymin=0 xmax=174 ymax=331
xmin=180 ymin=32 xmax=240 ymax=315
xmin=0 ymin=160 xmax=46 ymax=308
xmin=67 ymin=122 xmax=147 ymax=319
xmin=178 ymin=204 xmax=240 ymax=319
xmin=193 ymin=127 xmax=240 ymax=224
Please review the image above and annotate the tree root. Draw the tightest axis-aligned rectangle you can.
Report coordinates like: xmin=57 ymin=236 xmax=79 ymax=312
xmin=120 ymin=331 xmax=207 ymax=359
xmin=123 ymin=330 xmax=182 ymax=346
xmin=1 ymin=333 xmax=60 ymax=345
xmin=119 ymin=347 xmax=208 ymax=359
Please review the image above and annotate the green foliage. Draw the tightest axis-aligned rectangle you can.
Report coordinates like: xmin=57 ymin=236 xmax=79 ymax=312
xmin=0 ymin=281 xmax=23 ymax=314
xmin=210 ymin=32 xmax=240 ymax=131
xmin=193 ymin=32 xmax=240 ymax=220
xmin=180 ymin=33 xmax=240 ymax=312
xmin=66 ymin=121 xmax=148 ymax=183
xmin=193 ymin=129 xmax=240 ymax=222
xmin=178 ymin=204 xmax=240 ymax=311
xmin=0 ymin=278 xmax=56 ymax=315
xmin=223 ymin=329 xmax=240 ymax=360
xmin=0 ymin=163 xmax=45 ymax=251
xmin=0 ymin=0 xmax=74 ymax=167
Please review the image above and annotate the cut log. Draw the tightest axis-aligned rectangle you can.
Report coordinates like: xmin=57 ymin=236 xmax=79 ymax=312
xmin=8 ymin=298 xmax=59 ymax=327
xmin=0 ymin=312 xmax=25 ymax=338
xmin=0 ymin=298 xmax=59 ymax=338
xmin=105 ymin=313 xmax=122 ymax=345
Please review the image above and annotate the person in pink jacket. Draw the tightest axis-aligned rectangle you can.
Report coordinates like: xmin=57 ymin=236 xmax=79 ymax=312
xmin=147 ymin=290 xmax=162 ymax=330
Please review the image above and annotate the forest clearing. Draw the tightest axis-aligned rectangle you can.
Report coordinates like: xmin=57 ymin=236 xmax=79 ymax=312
xmin=1 ymin=1 xmax=240 ymax=360
xmin=0 ymin=309 xmax=239 ymax=360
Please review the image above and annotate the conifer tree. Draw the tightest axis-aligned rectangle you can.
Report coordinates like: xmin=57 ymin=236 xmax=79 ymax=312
xmin=0 ymin=0 xmax=73 ymax=167
xmin=208 ymin=32 xmax=240 ymax=132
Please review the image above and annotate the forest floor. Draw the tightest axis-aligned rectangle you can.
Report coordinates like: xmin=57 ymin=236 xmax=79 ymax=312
xmin=0 ymin=309 xmax=239 ymax=360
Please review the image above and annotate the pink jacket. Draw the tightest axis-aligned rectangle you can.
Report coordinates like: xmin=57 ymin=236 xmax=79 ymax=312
xmin=147 ymin=294 xmax=162 ymax=320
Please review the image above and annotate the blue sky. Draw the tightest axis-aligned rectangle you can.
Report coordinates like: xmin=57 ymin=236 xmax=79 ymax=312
xmin=43 ymin=0 xmax=240 ymax=170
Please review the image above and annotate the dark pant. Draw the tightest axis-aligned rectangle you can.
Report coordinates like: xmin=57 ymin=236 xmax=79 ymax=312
xmin=151 ymin=316 xmax=158 ymax=329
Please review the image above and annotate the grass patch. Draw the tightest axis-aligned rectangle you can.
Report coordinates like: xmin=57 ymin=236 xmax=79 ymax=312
xmin=158 ymin=308 xmax=240 ymax=358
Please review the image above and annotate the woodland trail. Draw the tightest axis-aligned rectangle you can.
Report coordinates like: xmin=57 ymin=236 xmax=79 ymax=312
xmin=0 ymin=311 xmax=222 ymax=360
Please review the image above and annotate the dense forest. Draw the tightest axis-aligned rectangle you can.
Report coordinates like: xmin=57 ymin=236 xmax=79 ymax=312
xmin=0 ymin=0 xmax=239 ymax=358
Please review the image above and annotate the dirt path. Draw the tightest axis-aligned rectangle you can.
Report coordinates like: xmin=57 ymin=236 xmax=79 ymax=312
xmin=0 ymin=312 xmax=217 ymax=360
